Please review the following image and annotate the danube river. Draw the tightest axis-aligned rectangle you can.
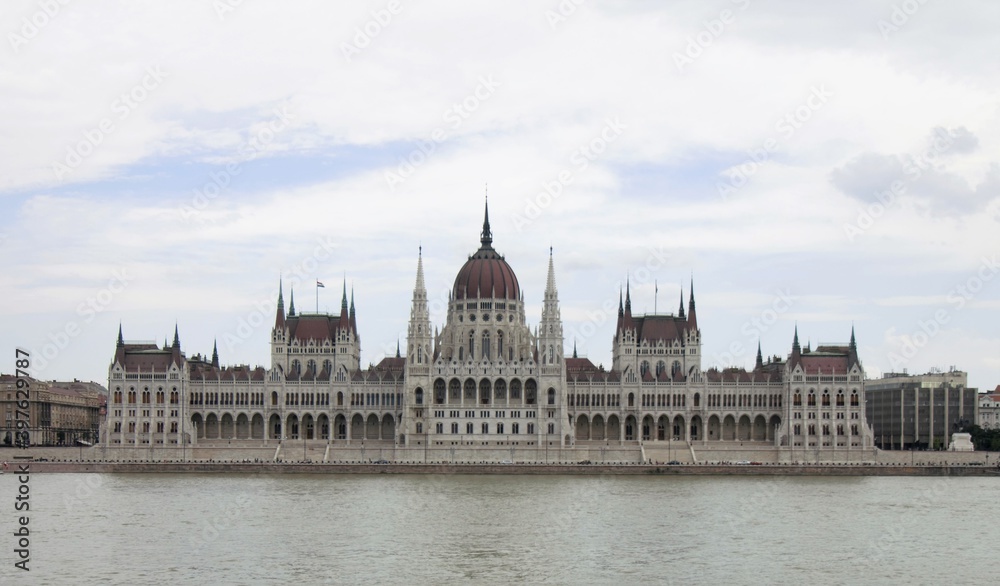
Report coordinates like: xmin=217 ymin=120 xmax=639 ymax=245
xmin=5 ymin=473 xmax=994 ymax=584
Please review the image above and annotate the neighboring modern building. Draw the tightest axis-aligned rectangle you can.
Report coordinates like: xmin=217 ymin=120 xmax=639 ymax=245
xmin=1 ymin=375 xmax=106 ymax=446
xmin=979 ymin=386 xmax=1000 ymax=430
xmin=104 ymin=202 xmax=874 ymax=454
xmin=866 ymin=370 xmax=978 ymax=450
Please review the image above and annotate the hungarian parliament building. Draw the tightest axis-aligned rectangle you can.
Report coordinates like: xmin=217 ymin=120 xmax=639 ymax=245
xmin=104 ymin=202 xmax=874 ymax=454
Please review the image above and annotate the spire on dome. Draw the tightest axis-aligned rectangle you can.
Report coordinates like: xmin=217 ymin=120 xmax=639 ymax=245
xmin=480 ymin=196 xmax=493 ymax=247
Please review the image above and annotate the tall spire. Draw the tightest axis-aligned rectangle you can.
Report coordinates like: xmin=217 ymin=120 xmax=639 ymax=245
xmin=545 ymin=246 xmax=557 ymax=299
xmin=396 ymin=340 xmax=401 ymax=358
xmin=618 ymin=288 xmax=624 ymax=317
xmin=349 ymin=287 xmax=357 ymax=334
xmin=212 ymin=339 xmax=219 ymax=368
xmin=850 ymin=325 xmax=857 ymax=351
xmin=415 ymin=245 xmax=426 ymax=294
xmin=341 ymin=280 xmax=349 ymax=313
xmin=687 ymin=276 xmax=697 ymax=331
xmin=678 ymin=286 xmax=686 ymax=319
xmin=573 ymin=339 xmax=578 ymax=359
xmin=480 ymin=196 xmax=493 ymax=247
xmin=755 ymin=341 xmax=763 ymax=370
xmin=624 ymin=277 xmax=632 ymax=314
xmin=792 ymin=324 xmax=801 ymax=353
xmin=172 ymin=323 xmax=180 ymax=348
xmin=117 ymin=323 xmax=124 ymax=346
xmin=275 ymin=277 xmax=286 ymax=329
xmin=288 ymin=288 xmax=296 ymax=317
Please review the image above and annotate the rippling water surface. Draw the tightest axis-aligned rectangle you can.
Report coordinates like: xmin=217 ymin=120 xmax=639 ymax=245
xmin=5 ymin=473 xmax=994 ymax=584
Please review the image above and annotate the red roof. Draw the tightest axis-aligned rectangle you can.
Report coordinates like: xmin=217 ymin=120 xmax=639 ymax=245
xmin=453 ymin=246 xmax=520 ymax=301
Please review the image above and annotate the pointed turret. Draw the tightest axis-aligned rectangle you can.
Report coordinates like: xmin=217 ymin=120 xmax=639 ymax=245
xmin=172 ymin=324 xmax=180 ymax=348
xmin=211 ymin=340 xmax=219 ymax=368
xmin=686 ymin=277 xmax=698 ymax=331
xmin=539 ymin=247 xmax=564 ymax=368
xmin=407 ymin=246 xmax=433 ymax=369
xmin=396 ymin=340 xmax=401 ymax=358
xmin=275 ymin=278 xmax=286 ymax=330
xmin=624 ymin=277 xmax=632 ymax=315
xmin=572 ymin=340 xmax=578 ymax=359
xmin=678 ymin=287 xmax=686 ymax=319
xmin=288 ymin=288 xmax=296 ymax=317
xmin=117 ymin=324 xmax=124 ymax=347
xmin=755 ymin=341 xmax=763 ymax=370
xmin=848 ymin=325 xmax=859 ymax=368
xmin=349 ymin=287 xmax=357 ymax=335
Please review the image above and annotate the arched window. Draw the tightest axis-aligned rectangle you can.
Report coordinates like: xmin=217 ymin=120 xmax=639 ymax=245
xmin=483 ymin=331 xmax=491 ymax=360
xmin=417 ymin=346 xmax=423 ymax=363
xmin=323 ymin=359 xmax=332 ymax=373
xmin=307 ymin=359 xmax=316 ymax=374
xmin=822 ymin=390 xmax=830 ymax=406
xmin=459 ymin=347 xmax=464 ymax=361
xmin=548 ymin=344 xmax=554 ymax=364
xmin=836 ymin=391 xmax=845 ymax=407
xmin=291 ymin=360 xmax=301 ymax=375
xmin=793 ymin=392 xmax=802 ymax=406
xmin=547 ymin=388 xmax=556 ymax=405
xmin=850 ymin=391 xmax=859 ymax=407
xmin=469 ymin=331 xmax=475 ymax=359
xmin=525 ymin=379 xmax=537 ymax=405
xmin=434 ymin=379 xmax=445 ymax=404
xmin=640 ymin=361 xmax=649 ymax=377
xmin=510 ymin=379 xmax=522 ymax=400
xmin=656 ymin=361 xmax=666 ymax=377
xmin=497 ymin=331 xmax=504 ymax=360
xmin=415 ymin=388 xmax=424 ymax=405
xmin=807 ymin=391 xmax=816 ymax=406
xmin=480 ymin=379 xmax=491 ymax=404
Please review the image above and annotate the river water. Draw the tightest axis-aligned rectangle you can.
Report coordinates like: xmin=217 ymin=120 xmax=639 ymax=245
xmin=2 ymin=473 xmax=994 ymax=584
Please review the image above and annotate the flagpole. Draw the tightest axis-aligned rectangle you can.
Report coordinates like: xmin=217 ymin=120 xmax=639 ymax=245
xmin=654 ymin=280 xmax=657 ymax=314
xmin=316 ymin=280 xmax=319 ymax=313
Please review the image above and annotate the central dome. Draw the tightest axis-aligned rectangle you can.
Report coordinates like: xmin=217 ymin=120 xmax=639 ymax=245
xmin=452 ymin=201 xmax=521 ymax=301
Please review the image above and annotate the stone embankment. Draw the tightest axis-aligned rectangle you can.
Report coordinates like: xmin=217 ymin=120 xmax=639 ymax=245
xmin=19 ymin=461 xmax=1000 ymax=476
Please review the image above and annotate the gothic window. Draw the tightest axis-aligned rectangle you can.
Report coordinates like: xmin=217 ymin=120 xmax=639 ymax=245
xmin=807 ymin=391 xmax=816 ymax=406
xmin=480 ymin=379 xmax=491 ymax=404
xmin=449 ymin=379 xmax=461 ymax=402
xmin=434 ymin=379 xmax=445 ymax=404
xmin=415 ymin=388 xmax=424 ymax=405
xmin=640 ymin=361 xmax=650 ymax=377
xmin=483 ymin=331 xmax=491 ymax=360
xmin=417 ymin=346 xmax=424 ymax=363
xmin=469 ymin=331 xmax=475 ymax=359
xmin=850 ymin=391 xmax=859 ymax=407
xmin=548 ymin=388 xmax=556 ymax=405
xmin=656 ymin=361 xmax=666 ymax=377
xmin=793 ymin=392 xmax=802 ymax=406
xmin=510 ymin=379 xmax=522 ymax=400
xmin=836 ymin=391 xmax=845 ymax=407
xmin=497 ymin=331 xmax=504 ymax=360
xmin=822 ymin=390 xmax=830 ymax=406
xmin=525 ymin=379 xmax=537 ymax=405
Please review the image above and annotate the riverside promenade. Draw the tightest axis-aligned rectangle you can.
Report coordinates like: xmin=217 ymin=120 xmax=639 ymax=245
xmin=17 ymin=460 xmax=1000 ymax=477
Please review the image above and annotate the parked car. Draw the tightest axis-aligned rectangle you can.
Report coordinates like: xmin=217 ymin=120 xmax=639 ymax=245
xmin=667 ymin=460 xmax=681 ymax=465
xmin=735 ymin=460 xmax=751 ymax=465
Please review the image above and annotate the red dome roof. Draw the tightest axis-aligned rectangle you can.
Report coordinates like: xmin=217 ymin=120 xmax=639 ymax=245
xmin=452 ymin=199 xmax=520 ymax=301
xmin=453 ymin=247 xmax=520 ymax=301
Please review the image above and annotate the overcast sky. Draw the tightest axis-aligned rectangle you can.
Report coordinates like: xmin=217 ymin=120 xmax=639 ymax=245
xmin=2 ymin=0 xmax=998 ymax=392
